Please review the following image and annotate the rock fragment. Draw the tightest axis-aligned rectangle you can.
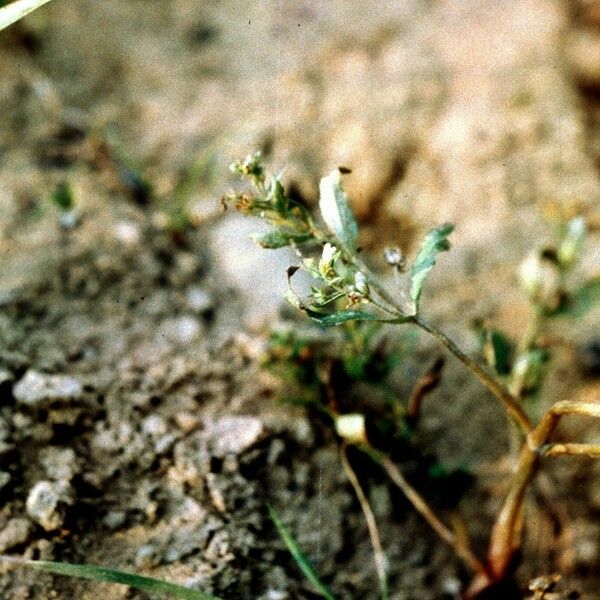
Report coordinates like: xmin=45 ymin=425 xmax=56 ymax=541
xmin=39 ymin=447 xmax=79 ymax=482
xmin=26 ymin=480 xmax=73 ymax=531
xmin=0 ymin=518 xmax=32 ymax=552
xmin=204 ymin=416 xmax=264 ymax=458
xmin=13 ymin=370 xmax=83 ymax=408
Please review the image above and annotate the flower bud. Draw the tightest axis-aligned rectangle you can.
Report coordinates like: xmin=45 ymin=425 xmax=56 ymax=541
xmin=558 ymin=217 xmax=586 ymax=268
xmin=335 ymin=413 xmax=367 ymax=444
xmin=318 ymin=243 xmax=339 ymax=278
xmin=518 ymin=251 xmax=560 ymax=307
xmin=511 ymin=350 xmax=548 ymax=395
xmin=354 ymin=271 xmax=369 ymax=296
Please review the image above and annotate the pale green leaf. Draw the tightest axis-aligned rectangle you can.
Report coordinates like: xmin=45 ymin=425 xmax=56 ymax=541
xmin=0 ymin=556 xmax=221 ymax=600
xmin=0 ymin=0 xmax=54 ymax=32
xmin=251 ymin=229 xmax=312 ymax=249
xmin=318 ymin=169 xmax=358 ymax=252
xmin=409 ymin=223 xmax=454 ymax=312
xmin=305 ymin=309 xmax=378 ymax=326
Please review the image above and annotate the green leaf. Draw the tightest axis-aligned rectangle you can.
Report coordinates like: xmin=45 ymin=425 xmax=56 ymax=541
xmin=409 ymin=223 xmax=454 ymax=312
xmin=251 ymin=229 xmax=312 ymax=249
xmin=554 ymin=277 xmax=600 ymax=318
xmin=0 ymin=556 xmax=221 ymax=600
xmin=305 ymin=309 xmax=378 ymax=326
xmin=268 ymin=507 xmax=336 ymax=600
xmin=0 ymin=0 xmax=53 ymax=31
xmin=483 ymin=329 xmax=513 ymax=376
xmin=318 ymin=169 xmax=358 ymax=252
xmin=305 ymin=308 xmax=411 ymax=327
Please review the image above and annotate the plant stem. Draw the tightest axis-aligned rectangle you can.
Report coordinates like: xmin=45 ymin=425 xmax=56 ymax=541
xmin=352 ymin=255 xmax=533 ymax=436
xmin=487 ymin=400 xmax=600 ymax=579
xmin=412 ymin=315 xmax=533 ymax=436
xmin=486 ymin=441 xmax=538 ymax=579
xmin=365 ymin=447 xmax=487 ymax=576
xmin=340 ymin=445 xmax=389 ymax=600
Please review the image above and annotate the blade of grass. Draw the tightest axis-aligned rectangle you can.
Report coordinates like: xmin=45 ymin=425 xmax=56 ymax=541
xmin=0 ymin=556 xmax=223 ymax=600
xmin=0 ymin=0 xmax=54 ymax=31
xmin=268 ymin=506 xmax=336 ymax=600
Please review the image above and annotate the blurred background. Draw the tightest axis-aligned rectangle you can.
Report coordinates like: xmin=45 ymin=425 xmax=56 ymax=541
xmin=0 ymin=1 xmax=599 ymax=599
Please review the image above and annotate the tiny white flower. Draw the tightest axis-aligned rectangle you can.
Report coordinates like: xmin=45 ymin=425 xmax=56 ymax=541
xmin=519 ymin=251 xmax=559 ymax=305
xmin=519 ymin=252 xmax=542 ymax=298
xmin=319 ymin=243 xmax=339 ymax=278
xmin=322 ymin=242 xmax=337 ymax=264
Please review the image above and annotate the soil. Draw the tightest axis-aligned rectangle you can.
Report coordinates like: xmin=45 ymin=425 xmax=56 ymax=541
xmin=0 ymin=1 xmax=599 ymax=599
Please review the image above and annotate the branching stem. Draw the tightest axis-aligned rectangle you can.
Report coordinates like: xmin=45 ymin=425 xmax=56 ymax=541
xmin=487 ymin=400 xmax=600 ymax=578
xmin=412 ymin=315 xmax=533 ymax=435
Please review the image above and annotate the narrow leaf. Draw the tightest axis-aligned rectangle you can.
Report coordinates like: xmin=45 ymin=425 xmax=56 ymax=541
xmin=410 ymin=223 xmax=454 ymax=312
xmin=483 ymin=330 xmax=513 ymax=376
xmin=318 ymin=169 xmax=358 ymax=252
xmin=0 ymin=0 xmax=53 ymax=31
xmin=0 ymin=556 xmax=221 ymax=600
xmin=268 ymin=507 xmax=336 ymax=600
xmin=305 ymin=308 xmax=411 ymax=327
xmin=305 ymin=309 xmax=378 ymax=326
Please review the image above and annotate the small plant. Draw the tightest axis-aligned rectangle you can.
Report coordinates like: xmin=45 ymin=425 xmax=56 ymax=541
xmin=224 ymin=152 xmax=600 ymax=597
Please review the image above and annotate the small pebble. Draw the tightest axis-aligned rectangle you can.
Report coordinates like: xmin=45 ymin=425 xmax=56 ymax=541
xmin=0 ymin=471 xmax=11 ymax=491
xmin=204 ymin=416 xmax=264 ymax=458
xmin=0 ymin=368 xmax=13 ymax=386
xmin=142 ymin=415 xmax=168 ymax=438
xmin=102 ymin=511 xmax=126 ymax=531
xmin=26 ymin=480 xmax=73 ymax=531
xmin=174 ymin=411 xmax=200 ymax=433
xmin=135 ymin=544 xmax=159 ymax=568
xmin=114 ymin=221 xmax=141 ymax=246
xmin=13 ymin=370 xmax=83 ymax=408
xmin=39 ymin=447 xmax=79 ymax=482
xmin=0 ymin=518 xmax=32 ymax=552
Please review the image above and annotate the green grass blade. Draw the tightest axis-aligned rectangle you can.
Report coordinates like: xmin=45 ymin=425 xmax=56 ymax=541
xmin=0 ymin=556 xmax=223 ymax=600
xmin=268 ymin=506 xmax=336 ymax=600
xmin=0 ymin=0 xmax=54 ymax=31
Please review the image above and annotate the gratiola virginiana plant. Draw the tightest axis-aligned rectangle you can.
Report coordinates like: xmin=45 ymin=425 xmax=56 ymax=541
xmin=224 ymin=152 xmax=600 ymax=597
